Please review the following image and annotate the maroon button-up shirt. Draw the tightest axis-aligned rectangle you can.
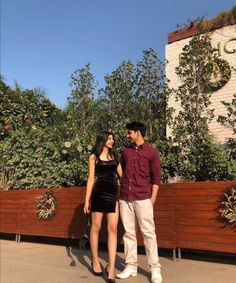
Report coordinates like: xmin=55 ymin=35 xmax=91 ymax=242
xmin=119 ymin=142 xmax=161 ymax=201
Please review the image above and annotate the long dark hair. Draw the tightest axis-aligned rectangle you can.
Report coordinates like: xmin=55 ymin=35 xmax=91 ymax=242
xmin=90 ymin=131 xmax=118 ymax=160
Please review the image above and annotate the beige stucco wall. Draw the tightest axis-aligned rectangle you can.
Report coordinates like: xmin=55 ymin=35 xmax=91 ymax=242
xmin=166 ymin=24 xmax=236 ymax=143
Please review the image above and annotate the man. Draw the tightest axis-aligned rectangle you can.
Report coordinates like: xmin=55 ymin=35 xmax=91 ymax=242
xmin=117 ymin=122 xmax=162 ymax=283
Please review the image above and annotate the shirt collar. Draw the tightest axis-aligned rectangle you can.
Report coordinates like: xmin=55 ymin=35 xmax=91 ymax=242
xmin=132 ymin=142 xmax=146 ymax=149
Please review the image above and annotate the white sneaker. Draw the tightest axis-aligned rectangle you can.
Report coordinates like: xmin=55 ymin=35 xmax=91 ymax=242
xmin=151 ymin=268 xmax=162 ymax=283
xmin=116 ymin=266 xmax=137 ymax=279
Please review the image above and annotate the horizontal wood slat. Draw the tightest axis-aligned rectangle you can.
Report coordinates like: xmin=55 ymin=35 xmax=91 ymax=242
xmin=173 ymin=181 xmax=235 ymax=189
xmin=174 ymin=196 xmax=221 ymax=203
xmin=175 ymin=204 xmax=218 ymax=211
xmin=175 ymin=211 xmax=217 ymax=218
xmin=175 ymin=217 xmax=230 ymax=227
xmin=176 ymin=240 xmax=236 ymax=254
xmin=174 ymin=188 xmax=225 ymax=196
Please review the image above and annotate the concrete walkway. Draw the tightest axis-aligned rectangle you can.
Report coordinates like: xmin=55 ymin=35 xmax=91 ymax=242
xmin=1 ymin=239 xmax=236 ymax=283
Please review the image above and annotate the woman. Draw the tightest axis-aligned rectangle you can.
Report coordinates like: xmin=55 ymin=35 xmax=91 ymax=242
xmin=83 ymin=131 xmax=122 ymax=283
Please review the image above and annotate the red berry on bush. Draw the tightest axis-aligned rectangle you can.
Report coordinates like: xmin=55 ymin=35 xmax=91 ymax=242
xmin=2 ymin=124 xmax=10 ymax=132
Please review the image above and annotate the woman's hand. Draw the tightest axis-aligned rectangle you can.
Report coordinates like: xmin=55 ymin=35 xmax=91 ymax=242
xmin=83 ymin=201 xmax=90 ymax=214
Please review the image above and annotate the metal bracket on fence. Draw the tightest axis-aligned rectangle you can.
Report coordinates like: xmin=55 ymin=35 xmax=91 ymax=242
xmin=15 ymin=234 xmax=21 ymax=243
xmin=172 ymin=249 xmax=176 ymax=261
xmin=177 ymin=248 xmax=181 ymax=260
xmin=172 ymin=248 xmax=181 ymax=261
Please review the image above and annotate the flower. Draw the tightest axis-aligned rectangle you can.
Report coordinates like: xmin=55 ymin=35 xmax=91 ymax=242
xmin=64 ymin=141 xmax=72 ymax=148
xmin=87 ymin=144 xmax=92 ymax=150
xmin=77 ymin=145 xmax=83 ymax=152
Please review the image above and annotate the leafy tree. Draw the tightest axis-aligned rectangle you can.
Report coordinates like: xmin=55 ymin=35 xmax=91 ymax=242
xmin=0 ymin=77 xmax=62 ymax=136
xmin=1 ymin=128 xmax=79 ymax=189
xmin=98 ymin=60 xmax=136 ymax=150
xmin=180 ymin=135 xmax=229 ymax=181
xmin=223 ymin=138 xmax=236 ymax=180
xmin=156 ymin=138 xmax=179 ymax=183
xmin=134 ymin=48 xmax=170 ymax=142
xmin=134 ymin=49 xmax=176 ymax=182
xmin=171 ymin=34 xmax=233 ymax=181
xmin=56 ymin=64 xmax=103 ymax=186
xmin=67 ymin=63 xmax=99 ymax=134
xmin=218 ymin=93 xmax=236 ymax=135
xmin=217 ymin=94 xmax=236 ymax=179
xmin=0 ymin=79 xmax=76 ymax=189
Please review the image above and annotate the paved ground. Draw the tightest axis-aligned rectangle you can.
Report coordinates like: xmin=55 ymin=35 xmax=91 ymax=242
xmin=1 ymin=239 xmax=236 ymax=283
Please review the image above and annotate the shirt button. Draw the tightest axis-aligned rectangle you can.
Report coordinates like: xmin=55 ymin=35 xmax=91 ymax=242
xmin=129 ymin=187 xmax=131 ymax=190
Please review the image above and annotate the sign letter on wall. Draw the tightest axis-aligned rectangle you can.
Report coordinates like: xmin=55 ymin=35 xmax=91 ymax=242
xmin=224 ymin=38 xmax=236 ymax=54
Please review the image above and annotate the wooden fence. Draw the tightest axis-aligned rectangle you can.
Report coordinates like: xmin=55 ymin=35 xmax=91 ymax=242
xmin=1 ymin=181 xmax=236 ymax=255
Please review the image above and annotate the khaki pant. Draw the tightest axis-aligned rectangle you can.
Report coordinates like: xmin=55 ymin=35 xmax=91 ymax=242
xmin=119 ymin=199 xmax=161 ymax=269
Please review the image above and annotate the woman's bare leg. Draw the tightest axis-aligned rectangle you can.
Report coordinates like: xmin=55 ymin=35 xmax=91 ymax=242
xmin=107 ymin=202 xmax=119 ymax=278
xmin=90 ymin=212 xmax=103 ymax=272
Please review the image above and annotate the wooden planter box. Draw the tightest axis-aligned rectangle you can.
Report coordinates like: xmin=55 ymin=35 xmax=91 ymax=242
xmin=1 ymin=181 xmax=236 ymax=255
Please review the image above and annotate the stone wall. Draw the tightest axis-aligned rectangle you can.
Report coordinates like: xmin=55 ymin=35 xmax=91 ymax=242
xmin=166 ymin=24 xmax=236 ymax=143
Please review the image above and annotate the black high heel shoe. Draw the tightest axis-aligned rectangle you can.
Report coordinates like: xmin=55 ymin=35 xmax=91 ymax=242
xmin=106 ymin=265 xmax=116 ymax=283
xmin=91 ymin=262 xmax=103 ymax=276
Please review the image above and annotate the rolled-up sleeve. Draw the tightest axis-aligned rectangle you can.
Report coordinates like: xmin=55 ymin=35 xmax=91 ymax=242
xmin=150 ymin=150 xmax=161 ymax=185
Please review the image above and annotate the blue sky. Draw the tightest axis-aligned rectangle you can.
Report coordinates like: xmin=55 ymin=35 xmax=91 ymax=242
xmin=1 ymin=0 xmax=235 ymax=108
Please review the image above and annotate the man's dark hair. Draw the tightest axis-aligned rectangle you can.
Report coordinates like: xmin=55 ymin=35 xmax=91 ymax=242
xmin=126 ymin=121 xmax=147 ymax=137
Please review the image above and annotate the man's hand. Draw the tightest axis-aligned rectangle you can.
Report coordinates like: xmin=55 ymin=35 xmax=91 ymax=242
xmin=150 ymin=184 xmax=159 ymax=206
xmin=150 ymin=195 xmax=157 ymax=206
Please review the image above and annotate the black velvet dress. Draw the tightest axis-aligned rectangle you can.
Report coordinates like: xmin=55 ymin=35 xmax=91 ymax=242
xmin=91 ymin=158 xmax=118 ymax=213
